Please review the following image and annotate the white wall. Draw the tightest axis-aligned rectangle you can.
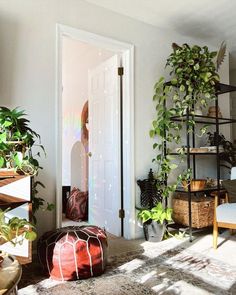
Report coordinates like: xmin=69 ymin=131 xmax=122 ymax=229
xmin=230 ymin=68 xmax=236 ymax=142
xmin=62 ymin=37 xmax=113 ymax=188
xmin=0 ymin=0 xmax=229 ymax=238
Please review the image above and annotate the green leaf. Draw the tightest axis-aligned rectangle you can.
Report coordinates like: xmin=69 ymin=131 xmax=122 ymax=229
xmin=0 ymin=132 xmax=7 ymax=143
xmin=171 ymin=78 xmax=178 ymax=85
xmin=13 ymin=152 xmax=23 ymax=168
xmin=46 ymin=203 xmax=55 ymax=211
xmin=0 ymin=157 xmax=4 ymax=168
xmin=153 ymin=143 xmax=158 ymax=149
xmin=25 ymin=230 xmax=37 ymax=241
xmin=149 ymin=130 xmax=155 ymax=138
xmin=3 ymin=120 xmax=12 ymax=127
xmin=180 ymin=85 xmax=185 ymax=92
xmin=170 ymin=163 xmax=178 ymax=170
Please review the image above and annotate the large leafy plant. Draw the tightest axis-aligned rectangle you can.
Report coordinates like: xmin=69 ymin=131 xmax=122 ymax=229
xmin=0 ymin=106 xmax=44 ymax=174
xmin=0 ymin=208 xmax=37 ymax=246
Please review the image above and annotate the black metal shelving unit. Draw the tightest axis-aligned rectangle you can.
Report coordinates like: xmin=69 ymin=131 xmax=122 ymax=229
xmin=164 ymin=83 xmax=236 ymax=242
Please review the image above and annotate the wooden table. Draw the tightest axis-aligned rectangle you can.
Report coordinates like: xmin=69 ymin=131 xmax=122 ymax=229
xmin=0 ymin=252 xmax=22 ymax=295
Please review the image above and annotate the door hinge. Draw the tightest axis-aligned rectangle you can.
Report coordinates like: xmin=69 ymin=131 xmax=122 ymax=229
xmin=119 ymin=209 xmax=125 ymax=219
xmin=118 ymin=67 xmax=124 ymax=76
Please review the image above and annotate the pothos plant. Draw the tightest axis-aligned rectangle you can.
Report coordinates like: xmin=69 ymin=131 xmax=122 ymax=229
xmin=137 ymin=202 xmax=172 ymax=224
xmin=0 ymin=106 xmax=54 ymax=223
xmin=150 ymin=43 xmax=220 ymax=198
xmin=0 ymin=208 xmax=37 ymax=246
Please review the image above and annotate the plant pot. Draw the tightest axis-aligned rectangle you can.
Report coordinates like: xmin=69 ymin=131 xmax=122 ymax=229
xmin=143 ymin=220 xmax=165 ymax=242
xmin=182 ymin=179 xmax=207 ymax=191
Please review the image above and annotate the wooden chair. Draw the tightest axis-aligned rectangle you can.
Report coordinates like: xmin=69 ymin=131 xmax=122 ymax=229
xmin=213 ymin=191 xmax=236 ymax=249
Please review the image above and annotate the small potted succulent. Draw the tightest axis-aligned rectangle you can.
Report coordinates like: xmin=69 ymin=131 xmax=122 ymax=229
xmin=137 ymin=202 xmax=172 ymax=242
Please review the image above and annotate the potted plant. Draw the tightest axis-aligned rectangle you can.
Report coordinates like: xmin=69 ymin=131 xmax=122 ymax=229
xmin=207 ymin=131 xmax=236 ymax=172
xmin=0 ymin=208 xmax=37 ymax=246
xmin=138 ymin=202 xmax=172 ymax=242
xmin=0 ymin=106 xmax=43 ymax=175
xmin=149 ymin=43 xmax=220 ymax=191
xmin=0 ymin=106 xmax=54 ymax=223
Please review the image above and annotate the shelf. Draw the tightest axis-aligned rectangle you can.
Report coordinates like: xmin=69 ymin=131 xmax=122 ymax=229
xmin=215 ymin=83 xmax=236 ymax=95
xmin=175 ymin=186 xmax=220 ymax=193
xmin=165 ymin=82 xmax=236 ymax=95
xmin=170 ymin=152 xmax=220 ymax=156
xmin=170 ymin=114 xmax=236 ymax=125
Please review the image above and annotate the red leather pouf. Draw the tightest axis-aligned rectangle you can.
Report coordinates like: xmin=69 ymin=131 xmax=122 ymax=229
xmin=37 ymin=226 xmax=108 ymax=281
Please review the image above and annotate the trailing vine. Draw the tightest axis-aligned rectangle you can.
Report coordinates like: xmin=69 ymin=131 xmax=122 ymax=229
xmin=150 ymin=44 xmax=220 ymax=197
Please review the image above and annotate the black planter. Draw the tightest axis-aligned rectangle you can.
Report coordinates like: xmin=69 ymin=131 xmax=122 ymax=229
xmin=143 ymin=220 xmax=165 ymax=242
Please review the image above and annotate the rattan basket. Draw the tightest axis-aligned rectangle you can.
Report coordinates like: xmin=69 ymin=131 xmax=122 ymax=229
xmin=182 ymin=179 xmax=207 ymax=191
xmin=172 ymin=194 xmax=214 ymax=228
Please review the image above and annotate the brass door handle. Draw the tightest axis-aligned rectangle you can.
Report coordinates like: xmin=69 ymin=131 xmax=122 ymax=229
xmin=87 ymin=152 xmax=92 ymax=157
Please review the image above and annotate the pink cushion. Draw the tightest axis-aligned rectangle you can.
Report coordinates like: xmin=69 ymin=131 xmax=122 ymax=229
xmin=66 ymin=188 xmax=88 ymax=221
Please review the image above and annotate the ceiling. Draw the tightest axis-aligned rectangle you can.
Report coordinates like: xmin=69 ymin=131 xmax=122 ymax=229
xmin=85 ymin=0 xmax=236 ymax=69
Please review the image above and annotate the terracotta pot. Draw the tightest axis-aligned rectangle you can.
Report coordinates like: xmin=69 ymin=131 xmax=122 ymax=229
xmin=207 ymin=106 xmax=222 ymax=118
xmin=182 ymin=179 xmax=207 ymax=191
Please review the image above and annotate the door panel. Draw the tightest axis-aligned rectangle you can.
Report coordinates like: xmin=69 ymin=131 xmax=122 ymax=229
xmin=88 ymin=55 xmax=121 ymax=236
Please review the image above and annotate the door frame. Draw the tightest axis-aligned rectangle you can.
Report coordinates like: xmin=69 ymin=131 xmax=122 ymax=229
xmin=55 ymin=24 xmax=135 ymax=239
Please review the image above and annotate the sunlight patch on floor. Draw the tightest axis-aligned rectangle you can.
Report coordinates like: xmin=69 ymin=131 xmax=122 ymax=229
xmin=151 ymin=279 xmax=213 ymax=294
xmin=118 ymin=258 xmax=145 ymax=273
xmin=138 ymin=270 xmax=157 ymax=284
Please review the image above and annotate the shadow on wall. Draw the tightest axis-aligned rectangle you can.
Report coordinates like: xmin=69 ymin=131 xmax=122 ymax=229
xmin=0 ymin=13 xmax=19 ymax=103
xmin=71 ymin=141 xmax=87 ymax=191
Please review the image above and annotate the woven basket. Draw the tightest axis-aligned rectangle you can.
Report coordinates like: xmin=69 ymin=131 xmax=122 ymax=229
xmin=172 ymin=194 xmax=214 ymax=228
xmin=182 ymin=179 xmax=207 ymax=191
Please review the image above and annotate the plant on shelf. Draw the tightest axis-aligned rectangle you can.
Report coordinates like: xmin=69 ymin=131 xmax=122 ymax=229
xmin=150 ymin=43 xmax=220 ymax=178
xmin=0 ymin=106 xmax=54 ymax=223
xmin=145 ymin=44 xmax=221 ymax=239
xmin=0 ymin=208 xmax=37 ymax=246
xmin=0 ymin=106 xmax=43 ymax=175
xmin=207 ymin=131 xmax=236 ymax=171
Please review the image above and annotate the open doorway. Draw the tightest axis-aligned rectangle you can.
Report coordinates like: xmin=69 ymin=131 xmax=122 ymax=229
xmin=61 ymin=36 xmax=119 ymax=230
xmin=56 ymin=25 xmax=135 ymax=239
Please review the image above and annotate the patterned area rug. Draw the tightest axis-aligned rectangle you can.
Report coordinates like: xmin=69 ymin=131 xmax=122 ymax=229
xmin=19 ymin=237 xmax=236 ymax=295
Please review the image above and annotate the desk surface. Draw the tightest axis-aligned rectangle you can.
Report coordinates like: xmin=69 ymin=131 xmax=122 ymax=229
xmin=0 ymin=252 xmax=22 ymax=295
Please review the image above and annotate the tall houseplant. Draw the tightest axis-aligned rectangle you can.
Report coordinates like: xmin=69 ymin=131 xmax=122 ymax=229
xmin=149 ymin=44 xmax=220 ymax=227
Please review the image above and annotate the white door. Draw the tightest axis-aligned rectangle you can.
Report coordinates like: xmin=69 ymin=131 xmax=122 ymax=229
xmin=88 ymin=55 xmax=121 ymax=236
